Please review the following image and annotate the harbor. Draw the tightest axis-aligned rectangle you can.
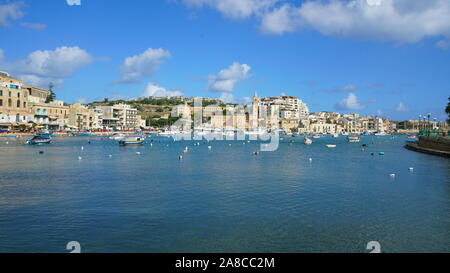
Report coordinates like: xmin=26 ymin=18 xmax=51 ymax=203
xmin=0 ymin=134 xmax=449 ymax=253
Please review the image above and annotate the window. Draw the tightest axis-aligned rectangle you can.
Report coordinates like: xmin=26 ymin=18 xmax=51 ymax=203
xmin=9 ymin=91 xmax=11 ymax=97
xmin=8 ymin=99 xmax=12 ymax=107
xmin=23 ymin=102 xmax=26 ymax=108
xmin=18 ymin=93 xmax=20 ymax=98
xmin=0 ymin=90 xmax=2 ymax=96
xmin=17 ymin=100 xmax=20 ymax=108
xmin=0 ymin=99 xmax=2 ymax=106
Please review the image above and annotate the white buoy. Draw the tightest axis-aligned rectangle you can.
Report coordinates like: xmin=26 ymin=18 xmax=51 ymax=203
xmin=6 ymin=142 xmax=8 ymax=145
xmin=309 ymin=158 xmax=313 ymax=162
xmin=208 ymin=146 xmax=212 ymax=150
xmin=78 ymin=156 xmax=82 ymax=161
xmin=108 ymin=155 xmax=113 ymax=158
xmin=389 ymin=174 xmax=396 ymax=177
xmin=179 ymin=155 xmax=183 ymax=160
xmin=150 ymin=143 xmax=153 ymax=147
xmin=408 ymin=168 xmax=414 ymax=171
xmin=136 ymin=152 xmax=141 ymax=155
xmin=81 ymin=146 xmax=84 ymax=151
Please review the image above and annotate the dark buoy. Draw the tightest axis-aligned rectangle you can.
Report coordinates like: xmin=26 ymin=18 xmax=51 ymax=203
xmin=39 ymin=151 xmax=44 ymax=154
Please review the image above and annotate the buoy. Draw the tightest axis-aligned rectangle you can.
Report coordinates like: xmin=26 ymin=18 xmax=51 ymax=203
xmin=39 ymin=151 xmax=44 ymax=154
xmin=408 ymin=168 xmax=414 ymax=171
xmin=379 ymin=152 xmax=385 ymax=155
xmin=136 ymin=152 xmax=141 ymax=155
xmin=81 ymin=146 xmax=84 ymax=151
xmin=208 ymin=146 xmax=212 ymax=150
xmin=150 ymin=143 xmax=153 ymax=147
xmin=389 ymin=174 xmax=396 ymax=177
xmin=309 ymin=158 xmax=313 ymax=162
xmin=6 ymin=142 xmax=8 ymax=145
xmin=108 ymin=155 xmax=113 ymax=158
xmin=78 ymin=156 xmax=82 ymax=161
xmin=179 ymin=155 xmax=183 ymax=160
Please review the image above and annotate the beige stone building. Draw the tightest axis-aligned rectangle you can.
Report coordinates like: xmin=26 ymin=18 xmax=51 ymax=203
xmin=29 ymin=100 xmax=69 ymax=130
xmin=0 ymin=72 xmax=32 ymax=129
xmin=68 ymin=104 xmax=101 ymax=130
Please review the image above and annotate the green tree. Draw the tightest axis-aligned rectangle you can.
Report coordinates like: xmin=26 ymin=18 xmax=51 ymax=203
xmin=45 ymin=82 xmax=56 ymax=103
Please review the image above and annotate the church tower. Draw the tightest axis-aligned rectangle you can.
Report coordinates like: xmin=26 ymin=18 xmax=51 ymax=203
xmin=251 ymin=92 xmax=259 ymax=129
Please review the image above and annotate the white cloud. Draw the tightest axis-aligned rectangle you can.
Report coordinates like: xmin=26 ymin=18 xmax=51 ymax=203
xmin=436 ymin=38 xmax=450 ymax=50
xmin=396 ymin=101 xmax=409 ymax=112
xmin=21 ymin=22 xmax=47 ymax=31
xmin=75 ymin=97 xmax=88 ymax=104
xmin=67 ymin=0 xmax=81 ymax=6
xmin=335 ymin=92 xmax=364 ymax=110
xmin=180 ymin=0 xmax=450 ymax=45
xmin=0 ymin=46 xmax=93 ymax=87
xmin=208 ymin=62 xmax=251 ymax=92
xmin=181 ymin=0 xmax=279 ymax=19
xmin=219 ymin=92 xmax=235 ymax=103
xmin=0 ymin=2 xmax=24 ymax=26
xmin=141 ymin=83 xmax=183 ymax=98
xmin=260 ymin=0 xmax=450 ymax=44
xmin=115 ymin=48 xmax=171 ymax=84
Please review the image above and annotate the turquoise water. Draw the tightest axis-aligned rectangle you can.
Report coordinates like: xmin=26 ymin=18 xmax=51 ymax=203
xmin=0 ymin=135 xmax=449 ymax=253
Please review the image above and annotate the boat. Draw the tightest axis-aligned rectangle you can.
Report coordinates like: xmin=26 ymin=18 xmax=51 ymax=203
xmin=332 ymin=133 xmax=339 ymax=138
xmin=73 ymin=132 xmax=93 ymax=137
xmin=119 ymin=136 xmax=145 ymax=145
xmin=304 ymin=137 xmax=313 ymax=145
xmin=341 ymin=132 xmax=349 ymax=136
xmin=407 ymin=135 xmax=417 ymax=139
xmin=109 ymin=133 xmax=126 ymax=140
xmin=37 ymin=130 xmax=56 ymax=137
xmin=347 ymin=135 xmax=361 ymax=143
xmin=27 ymin=135 xmax=52 ymax=145
xmin=326 ymin=144 xmax=337 ymax=148
xmin=374 ymin=131 xmax=388 ymax=136
xmin=312 ymin=134 xmax=321 ymax=139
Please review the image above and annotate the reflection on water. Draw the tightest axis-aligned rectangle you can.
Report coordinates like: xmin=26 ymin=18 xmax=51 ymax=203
xmin=0 ymin=135 xmax=449 ymax=253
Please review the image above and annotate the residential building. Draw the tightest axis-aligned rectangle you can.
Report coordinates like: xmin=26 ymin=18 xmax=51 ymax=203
xmin=0 ymin=72 xmax=32 ymax=129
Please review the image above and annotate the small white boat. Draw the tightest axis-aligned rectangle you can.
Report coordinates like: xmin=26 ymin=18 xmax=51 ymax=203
xmin=332 ymin=134 xmax=339 ymax=138
xmin=326 ymin=144 xmax=337 ymax=148
xmin=341 ymin=132 xmax=349 ymax=136
xmin=347 ymin=135 xmax=361 ymax=143
xmin=109 ymin=133 xmax=126 ymax=140
xmin=304 ymin=137 xmax=312 ymax=145
xmin=119 ymin=136 xmax=145 ymax=145
xmin=312 ymin=134 xmax=321 ymax=139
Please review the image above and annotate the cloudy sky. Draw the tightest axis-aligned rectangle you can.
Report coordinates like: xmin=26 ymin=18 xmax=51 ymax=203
xmin=0 ymin=0 xmax=449 ymax=120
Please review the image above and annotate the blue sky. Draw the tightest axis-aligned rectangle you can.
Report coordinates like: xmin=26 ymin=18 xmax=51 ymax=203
xmin=0 ymin=0 xmax=449 ymax=121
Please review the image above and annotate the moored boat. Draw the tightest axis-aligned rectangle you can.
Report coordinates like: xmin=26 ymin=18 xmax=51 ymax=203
xmin=304 ymin=137 xmax=313 ymax=145
xmin=119 ymin=136 xmax=145 ymax=145
xmin=326 ymin=144 xmax=337 ymax=148
xmin=27 ymin=135 xmax=52 ymax=145
xmin=347 ymin=135 xmax=361 ymax=143
xmin=109 ymin=133 xmax=126 ymax=140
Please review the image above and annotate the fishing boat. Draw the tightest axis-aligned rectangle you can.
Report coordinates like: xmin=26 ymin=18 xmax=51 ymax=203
xmin=304 ymin=137 xmax=313 ymax=145
xmin=119 ymin=136 xmax=145 ymax=145
xmin=27 ymin=135 xmax=52 ymax=145
xmin=347 ymin=135 xmax=361 ymax=143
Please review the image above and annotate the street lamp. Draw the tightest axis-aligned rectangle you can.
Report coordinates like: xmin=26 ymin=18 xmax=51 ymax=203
xmin=427 ymin=113 xmax=431 ymax=131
